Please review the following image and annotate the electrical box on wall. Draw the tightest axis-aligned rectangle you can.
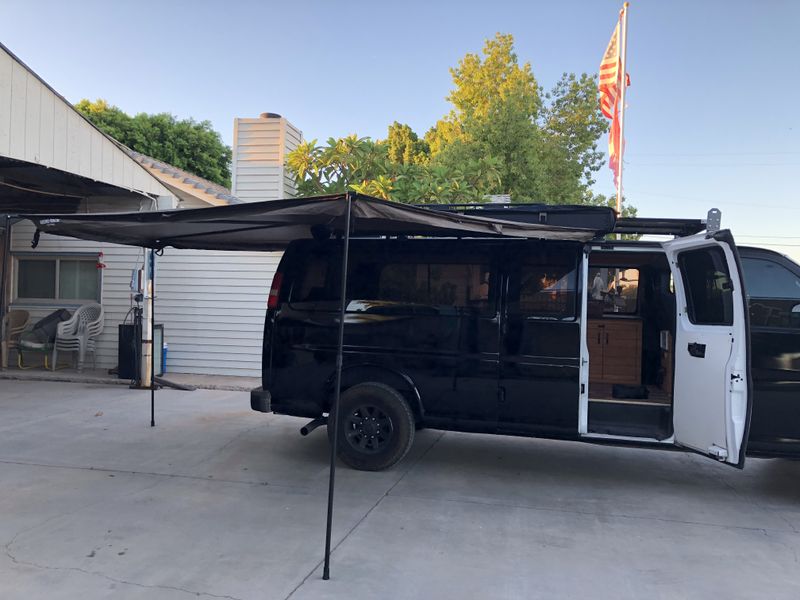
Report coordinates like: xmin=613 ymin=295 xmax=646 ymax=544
xmin=130 ymin=268 xmax=144 ymax=294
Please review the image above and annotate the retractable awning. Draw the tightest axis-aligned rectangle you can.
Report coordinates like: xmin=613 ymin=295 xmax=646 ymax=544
xmin=25 ymin=193 xmax=604 ymax=250
xmin=17 ymin=192 xmax=609 ymax=581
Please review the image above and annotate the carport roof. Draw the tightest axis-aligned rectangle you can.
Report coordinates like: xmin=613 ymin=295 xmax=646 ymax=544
xmin=25 ymin=193 xmax=607 ymax=251
xmin=125 ymin=150 xmax=241 ymax=206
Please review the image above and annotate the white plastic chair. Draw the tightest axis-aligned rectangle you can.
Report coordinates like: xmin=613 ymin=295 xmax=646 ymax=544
xmin=2 ymin=309 xmax=30 ymax=369
xmin=52 ymin=304 xmax=104 ymax=372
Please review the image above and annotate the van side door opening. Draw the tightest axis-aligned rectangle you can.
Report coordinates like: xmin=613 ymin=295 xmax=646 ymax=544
xmin=582 ymin=248 xmax=677 ymax=441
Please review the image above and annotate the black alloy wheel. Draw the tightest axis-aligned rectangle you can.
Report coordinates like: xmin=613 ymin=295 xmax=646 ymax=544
xmin=329 ymin=382 xmax=415 ymax=471
xmin=344 ymin=404 xmax=393 ymax=454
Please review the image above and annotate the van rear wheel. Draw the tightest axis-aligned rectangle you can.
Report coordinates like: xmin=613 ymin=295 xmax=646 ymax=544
xmin=328 ymin=382 xmax=415 ymax=471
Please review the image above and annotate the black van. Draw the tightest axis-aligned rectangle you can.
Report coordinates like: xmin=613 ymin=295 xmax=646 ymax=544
xmin=251 ymin=228 xmax=763 ymax=471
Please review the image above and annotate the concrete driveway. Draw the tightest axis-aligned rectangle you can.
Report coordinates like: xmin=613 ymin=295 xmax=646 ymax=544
xmin=1 ymin=380 xmax=799 ymax=600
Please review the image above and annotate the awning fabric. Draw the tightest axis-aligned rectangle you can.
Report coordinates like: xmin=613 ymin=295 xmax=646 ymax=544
xmin=25 ymin=193 xmax=606 ymax=251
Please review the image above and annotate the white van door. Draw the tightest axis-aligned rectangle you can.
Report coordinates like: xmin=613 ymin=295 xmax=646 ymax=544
xmin=662 ymin=232 xmax=751 ymax=467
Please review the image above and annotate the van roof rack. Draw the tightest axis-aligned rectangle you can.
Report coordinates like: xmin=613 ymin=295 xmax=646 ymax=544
xmin=419 ymin=203 xmax=707 ymax=237
xmin=613 ymin=217 xmax=706 ymax=237
xmin=421 ymin=203 xmax=617 ymax=234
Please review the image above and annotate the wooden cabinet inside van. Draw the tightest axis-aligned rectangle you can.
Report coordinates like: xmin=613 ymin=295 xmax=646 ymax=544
xmin=587 ymin=318 xmax=642 ymax=385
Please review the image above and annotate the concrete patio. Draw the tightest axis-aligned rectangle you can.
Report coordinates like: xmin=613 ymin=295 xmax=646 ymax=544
xmin=0 ymin=365 xmax=259 ymax=392
xmin=1 ymin=379 xmax=799 ymax=600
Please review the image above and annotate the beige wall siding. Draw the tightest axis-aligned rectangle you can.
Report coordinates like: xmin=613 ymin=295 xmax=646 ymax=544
xmin=0 ymin=46 xmax=170 ymax=198
xmin=152 ymin=249 xmax=280 ymax=377
xmin=232 ymin=115 xmax=302 ymax=201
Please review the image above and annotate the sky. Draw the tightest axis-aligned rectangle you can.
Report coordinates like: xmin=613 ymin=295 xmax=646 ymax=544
xmin=2 ymin=0 xmax=799 ymax=258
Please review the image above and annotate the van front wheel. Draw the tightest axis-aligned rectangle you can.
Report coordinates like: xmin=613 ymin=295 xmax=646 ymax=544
xmin=328 ymin=382 xmax=415 ymax=471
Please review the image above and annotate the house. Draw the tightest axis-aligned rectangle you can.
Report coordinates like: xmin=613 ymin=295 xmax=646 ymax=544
xmin=0 ymin=42 xmax=302 ymax=377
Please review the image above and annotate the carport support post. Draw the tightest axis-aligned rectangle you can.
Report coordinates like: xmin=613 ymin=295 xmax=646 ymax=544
xmin=323 ymin=192 xmax=354 ymax=580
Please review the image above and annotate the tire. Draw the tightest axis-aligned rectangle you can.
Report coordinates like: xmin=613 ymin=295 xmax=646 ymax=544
xmin=328 ymin=382 xmax=415 ymax=471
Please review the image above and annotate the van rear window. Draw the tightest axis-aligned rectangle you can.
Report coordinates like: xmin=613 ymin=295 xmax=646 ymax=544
xmin=289 ymin=248 xmax=341 ymax=307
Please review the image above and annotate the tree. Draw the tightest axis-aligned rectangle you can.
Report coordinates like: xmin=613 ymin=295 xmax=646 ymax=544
xmin=286 ymin=134 xmax=498 ymax=203
xmin=541 ymin=73 xmax=608 ymax=189
xmin=428 ymin=34 xmax=608 ymax=204
xmin=75 ymin=99 xmax=232 ymax=188
xmin=425 ymin=33 xmax=540 ymax=159
xmin=386 ymin=122 xmax=429 ymax=165
xmin=286 ymin=33 xmax=622 ymax=209
xmin=432 ymin=91 xmax=544 ymax=202
xmin=285 ymin=135 xmax=392 ymax=197
xmin=449 ymin=33 xmax=540 ymax=121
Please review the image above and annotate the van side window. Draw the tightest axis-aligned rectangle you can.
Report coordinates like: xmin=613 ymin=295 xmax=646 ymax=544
xmin=511 ymin=257 xmax=578 ymax=319
xmin=742 ymin=257 xmax=800 ymax=329
xmin=371 ymin=262 xmax=491 ymax=313
xmin=678 ymin=247 xmax=733 ymax=326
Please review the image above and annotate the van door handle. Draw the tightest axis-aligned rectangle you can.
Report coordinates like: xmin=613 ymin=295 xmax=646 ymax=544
xmin=688 ymin=343 xmax=706 ymax=358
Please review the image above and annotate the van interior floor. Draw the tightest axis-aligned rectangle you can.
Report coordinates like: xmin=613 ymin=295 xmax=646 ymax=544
xmin=588 ymin=384 xmax=673 ymax=440
xmin=588 ymin=383 xmax=671 ymax=405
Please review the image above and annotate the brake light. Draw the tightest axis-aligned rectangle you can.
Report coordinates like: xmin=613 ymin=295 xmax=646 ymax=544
xmin=267 ymin=271 xmax=283 ymax=310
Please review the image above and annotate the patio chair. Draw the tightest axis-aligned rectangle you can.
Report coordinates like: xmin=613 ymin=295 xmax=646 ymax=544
xmin=52 ymin=303 xmax=104 ymax=372
xmin=1 ymin=309 xmax=30 ymax=369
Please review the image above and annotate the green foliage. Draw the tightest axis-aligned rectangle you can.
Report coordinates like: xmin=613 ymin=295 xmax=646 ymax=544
xmin=286 ymin=33 xmax=624 ymax=210
xmin=75 ymin=99 xmax=232 ymax=188
xmin=286 ymin=134 xmax=497 ymax=203
xmin=446 ymin=32 xmax=540 ymax=123
xmin=285 ymin=135 xmax=391 ymax=197
xmin=541 ymin=73 xmax=609 ymax=188
xmin=386 ymin=122 xmax=430 ymax=165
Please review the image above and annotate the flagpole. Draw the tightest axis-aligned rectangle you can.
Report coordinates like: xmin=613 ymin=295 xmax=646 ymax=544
xmin=616 ymin=2 xmax=630 ymax=216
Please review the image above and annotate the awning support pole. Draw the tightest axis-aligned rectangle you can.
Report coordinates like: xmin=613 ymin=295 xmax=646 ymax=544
xmin=150 ymin=249 xmax=156 ymax=427
xmin=323 ymin=192 xmax=354 ymax=580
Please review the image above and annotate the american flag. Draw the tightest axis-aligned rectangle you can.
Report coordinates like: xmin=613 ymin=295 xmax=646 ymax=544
xmin=598 ymin=22 xmax=621 ymax=120
xmin=598 ymin=12 xmax=629 ymax=188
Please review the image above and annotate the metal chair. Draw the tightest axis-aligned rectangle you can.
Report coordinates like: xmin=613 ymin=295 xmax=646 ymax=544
xmin=1 ymin=309 xmax=30 ymax=369
xmin=52 ymin=304 xmax=104 ymax=372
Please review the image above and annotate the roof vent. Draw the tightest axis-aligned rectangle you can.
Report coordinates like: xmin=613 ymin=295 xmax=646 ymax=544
xmin=259 ymin=112 xmax=282 ymax=119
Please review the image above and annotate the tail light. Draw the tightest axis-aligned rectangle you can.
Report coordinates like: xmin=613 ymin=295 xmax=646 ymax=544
xmin=267 ymin=271 xmax=283 ymax=310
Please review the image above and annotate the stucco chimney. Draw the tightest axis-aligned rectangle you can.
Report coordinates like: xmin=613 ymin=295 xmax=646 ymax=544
xmin=231 ymin=113 xmax=302 ymax=201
